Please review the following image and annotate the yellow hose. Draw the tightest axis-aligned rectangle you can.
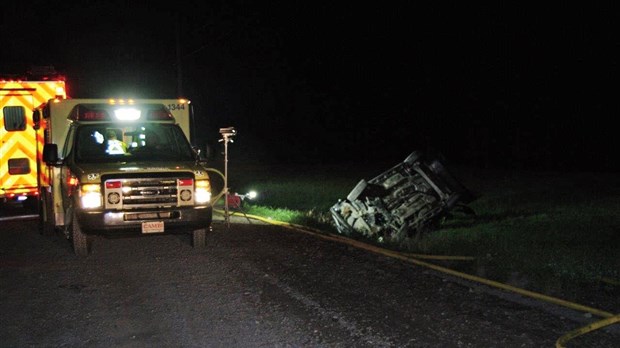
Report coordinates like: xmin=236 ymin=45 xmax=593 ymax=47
xmin=600 ymin=277 xmax=620 ymax=286
xmin=215 ymin=209 xmax=619 ymax=343
xmin=205 ymin=168 xmax=227 ymax=204
xmin=401 ymin=252 xmax=475 ymax=261
xmin=555 ymin=314 xmax=620 ymax=348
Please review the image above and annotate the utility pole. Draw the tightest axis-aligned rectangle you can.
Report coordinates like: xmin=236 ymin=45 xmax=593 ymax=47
xmin=175 ymin=11 xmax=183 ymax=97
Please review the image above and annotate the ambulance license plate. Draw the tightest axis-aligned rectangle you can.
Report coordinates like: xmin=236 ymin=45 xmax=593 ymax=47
xmin=142 ymin=221 xmax=164 ymax=233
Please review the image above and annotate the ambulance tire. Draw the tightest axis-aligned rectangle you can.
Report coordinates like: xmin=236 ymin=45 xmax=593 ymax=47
xmin=38 ymin=191 xmax=55 ymax=236
xmin=72 ymin=210 xmax=90 ymax=257
xmin=192 ymin=227 xmax=206 ymax=250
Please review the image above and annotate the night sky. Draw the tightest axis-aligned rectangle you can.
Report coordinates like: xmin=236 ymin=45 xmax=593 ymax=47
xmin=2 ymin=1 xmax=617 ymax=170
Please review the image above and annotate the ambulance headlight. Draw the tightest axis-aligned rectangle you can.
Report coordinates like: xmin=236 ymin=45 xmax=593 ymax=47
xmin=81 ymin=184 xmax=102 ymax=209
xmin=195 ymin=180 xmax=211 ymax=204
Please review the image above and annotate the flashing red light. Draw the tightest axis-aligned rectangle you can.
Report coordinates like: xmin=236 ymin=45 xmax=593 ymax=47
xmin=147 ymin=109 xmax=173 ymax=120
xmin=178 ymin=178 xmax=193 ymax=186
xmin=81 ymin=110 xmax=109 ymax=120
xmin=105 ymin=181 xmax=122 ymax=189
xmin=68 ymin=176 xmax=79 ymax=187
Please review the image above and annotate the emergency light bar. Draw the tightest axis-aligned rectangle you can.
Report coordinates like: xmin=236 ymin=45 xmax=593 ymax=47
xmin=69 ymin=104 xmax=174 ymax=122
xmin=82 ymin=110 xmax=109 ymax=121
xmin=148 ymin=109 xmax=173 ymax=120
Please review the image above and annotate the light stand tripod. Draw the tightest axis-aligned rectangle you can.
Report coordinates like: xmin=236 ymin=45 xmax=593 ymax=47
xmin=218 ymin=127 xmax=236 ymax=226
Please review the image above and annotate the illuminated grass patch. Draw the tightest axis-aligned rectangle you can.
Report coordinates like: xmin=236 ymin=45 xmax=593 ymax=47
xmin=224 ymin=162 xmax=620 ymax=301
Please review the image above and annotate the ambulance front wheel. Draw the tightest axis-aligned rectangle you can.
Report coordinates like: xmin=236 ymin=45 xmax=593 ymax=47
xmin=192 ymin=226 xmax=209 ymax=250
xmin=71 ymin=209 xmax=91 ymax=257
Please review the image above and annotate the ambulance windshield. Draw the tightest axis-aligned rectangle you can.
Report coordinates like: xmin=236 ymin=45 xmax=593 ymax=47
xmin=75 ymin=123 xmax=194 ymax=163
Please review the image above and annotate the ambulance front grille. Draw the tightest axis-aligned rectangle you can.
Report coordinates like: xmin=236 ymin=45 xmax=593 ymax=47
xmin=121 ymin=178 xmax=178 ymax=207
xmin=103 ymin=173 xmax=194 ymax=209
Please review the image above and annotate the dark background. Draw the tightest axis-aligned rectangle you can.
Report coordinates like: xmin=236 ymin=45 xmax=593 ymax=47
xmin=2 ymin=1 xmax=617 ymax=170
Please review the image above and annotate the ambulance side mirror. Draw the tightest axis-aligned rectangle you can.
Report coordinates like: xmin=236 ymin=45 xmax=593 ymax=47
xmin=192 ymin=146 xmax=208 ymax=164
xmin=33 ymin=110 xmax=41 ymax=130
xmin=192 ymin=146 xmax=201 ymax=158
xmin=43 ymin=144 xmax=60 ymax=165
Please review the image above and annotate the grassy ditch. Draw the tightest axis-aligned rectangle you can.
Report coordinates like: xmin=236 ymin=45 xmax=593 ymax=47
xmin=213 ymin=160 xmax=620 ymax=307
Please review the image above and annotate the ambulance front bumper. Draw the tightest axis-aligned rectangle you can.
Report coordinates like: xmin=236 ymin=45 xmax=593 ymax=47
xmin=75 ymin=206 xmax=212 ymax=235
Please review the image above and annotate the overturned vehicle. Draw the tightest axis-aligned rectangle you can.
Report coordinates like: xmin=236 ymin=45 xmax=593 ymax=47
xmin=330 ymin=151 xmax=475 ymax=244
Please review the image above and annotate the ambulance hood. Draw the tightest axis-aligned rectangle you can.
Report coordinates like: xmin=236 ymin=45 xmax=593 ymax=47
xmin=71 ymin=161 xmax=211 ymax=184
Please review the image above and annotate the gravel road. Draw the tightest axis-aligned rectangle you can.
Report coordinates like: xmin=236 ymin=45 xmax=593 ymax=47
xmin=1 ymin=209 xmax=618 ymax=347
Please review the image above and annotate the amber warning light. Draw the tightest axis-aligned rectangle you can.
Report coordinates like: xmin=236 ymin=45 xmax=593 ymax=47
xmin=55 ymin=85 xmax=66 ymax=98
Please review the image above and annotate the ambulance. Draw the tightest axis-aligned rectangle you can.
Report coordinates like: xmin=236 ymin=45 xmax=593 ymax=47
xmin=0 ymin=73 xmax=67 ymax=207
xmin=36 ymin=98 xmax=213 ymax=256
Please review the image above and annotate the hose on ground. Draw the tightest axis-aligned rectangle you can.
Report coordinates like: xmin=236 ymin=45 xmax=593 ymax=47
xmin=555 ymin=313 xmax=619 ymax=348
xmin=205 ymin=168 xmax=227 ymax=205
xmin=215 ymin=209 xmax=619 ymax=344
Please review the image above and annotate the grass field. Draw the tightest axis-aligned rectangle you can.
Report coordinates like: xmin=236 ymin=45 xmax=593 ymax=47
xmin=210 ymin=158 xmax=620 ymax=307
